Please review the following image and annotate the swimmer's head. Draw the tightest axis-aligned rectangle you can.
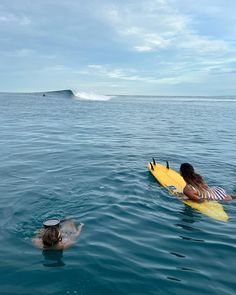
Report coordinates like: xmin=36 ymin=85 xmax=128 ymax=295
xmin=42 ymin=226 xmax=62 ymax=247
xmin=42 ymin=219 xmax=62 ymax=247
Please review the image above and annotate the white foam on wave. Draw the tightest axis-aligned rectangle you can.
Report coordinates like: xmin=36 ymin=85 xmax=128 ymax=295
xmin=73 ymin=91 xmax=113 ymax=101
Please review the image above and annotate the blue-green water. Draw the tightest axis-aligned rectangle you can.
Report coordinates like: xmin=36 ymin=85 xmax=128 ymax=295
xmin=1 ymin=91 xmax=236 ymax=295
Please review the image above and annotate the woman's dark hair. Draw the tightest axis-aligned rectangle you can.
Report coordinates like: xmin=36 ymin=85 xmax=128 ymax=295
xmin=180 ymin=163 xmax=208 ymax=190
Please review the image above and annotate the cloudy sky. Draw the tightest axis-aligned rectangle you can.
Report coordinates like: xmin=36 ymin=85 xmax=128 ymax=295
xmin=1 ymin=0 xmax=236 ymax=95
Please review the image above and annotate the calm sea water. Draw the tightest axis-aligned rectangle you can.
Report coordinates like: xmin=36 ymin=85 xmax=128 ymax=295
xmin=0 ymin=91 xmax=236 ymax=295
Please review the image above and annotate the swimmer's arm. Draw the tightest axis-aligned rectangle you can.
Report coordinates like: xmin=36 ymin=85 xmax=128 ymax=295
xmin=32 ymin=228 xmax=45 ymax=248
xmin=62 ymin=223 xmax=84 ymax=249
xmin=75 ymin=223 xmax=84 ymax=237
xmin=183 ymin=186 xmax=204 ymax=203
xmin=32 ymin=237 xmax=43 ymax=249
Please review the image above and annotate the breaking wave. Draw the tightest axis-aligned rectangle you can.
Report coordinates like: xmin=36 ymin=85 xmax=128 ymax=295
xmin=73 ymin=91 xmax=113 ymax=101
xmin=0 ymin=89 xmax=114 ymax=101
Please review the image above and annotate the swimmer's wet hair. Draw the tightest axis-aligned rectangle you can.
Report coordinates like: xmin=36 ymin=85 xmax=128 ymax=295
xmin=42 ymin=227 xmax=62 ymax=247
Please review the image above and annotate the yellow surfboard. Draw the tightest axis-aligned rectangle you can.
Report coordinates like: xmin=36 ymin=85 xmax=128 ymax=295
xmin=148 ymin=161 xmax=229 ymax=222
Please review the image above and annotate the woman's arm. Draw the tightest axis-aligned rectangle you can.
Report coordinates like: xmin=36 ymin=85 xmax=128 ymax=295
xmin=183 ymin=185 xmax=204 ymax=203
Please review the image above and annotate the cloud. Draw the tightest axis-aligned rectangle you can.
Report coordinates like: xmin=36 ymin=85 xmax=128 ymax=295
xmin=102 ymin=0 xmax=186 ymax=51
xmin=101 ymin=0 xmax=231 ymax=56
xmin=2 ymin=48 xmax=56 ymax=61
xmin=6 ymin=49 xmax=32 ymax=57
xmin=0 ymin=13 xmax=31 ymax=25
xmin=176 ymin=32 xmax=229 ymax=53
xmin=134 ymin=46 xmax=153 ymax=52
xmin=87 ymin=64 xmax=200 ymax=85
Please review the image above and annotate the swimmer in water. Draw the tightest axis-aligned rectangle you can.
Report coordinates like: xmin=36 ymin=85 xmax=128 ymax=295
xmin=32 ymin=218 xmax=84 ymax=250
xmin=180 ymin=163 xmax=235 ymax=203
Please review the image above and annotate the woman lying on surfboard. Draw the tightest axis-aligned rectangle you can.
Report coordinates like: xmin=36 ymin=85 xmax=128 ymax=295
xmin=180 ymin=163 xmax=234 ymax=203
xmin=32 ymin=218 xmax=84 ymax=250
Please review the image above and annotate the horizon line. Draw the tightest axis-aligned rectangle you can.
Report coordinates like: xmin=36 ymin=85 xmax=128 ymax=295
xmin=0 ymin=89 xmax=236 ymax=98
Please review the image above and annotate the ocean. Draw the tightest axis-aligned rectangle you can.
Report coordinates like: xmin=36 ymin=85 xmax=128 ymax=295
xmin=0 ymin=90 xmax=236 ymax=295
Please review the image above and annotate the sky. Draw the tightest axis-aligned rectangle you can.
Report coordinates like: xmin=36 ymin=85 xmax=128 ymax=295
xmin=0 ymin=0 xmax=236 ymax=95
